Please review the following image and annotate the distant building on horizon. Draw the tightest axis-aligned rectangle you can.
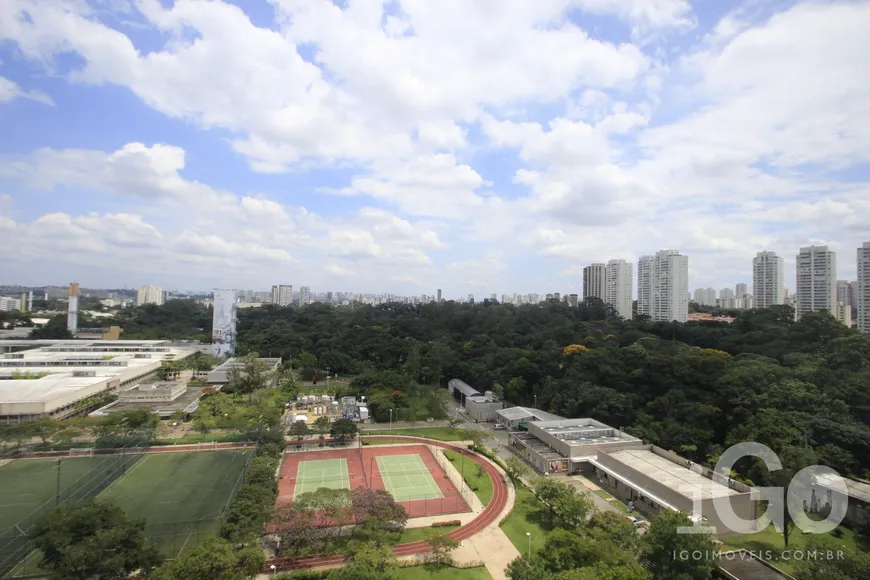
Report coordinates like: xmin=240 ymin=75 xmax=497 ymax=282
xmin=796 ymin=246 xmax=837 ymax=320
xmin=212 ymin=289 xmax=238 ymax=357
xmin=583 ymin=263 xmax=606 ymax=301
xmin=858 ymin=242 xmax=870 ymax=333
xmin=637 ymin=250 xmax=688 ymax=323
xmin=605 ymin=259 xmax=632 ymax=319
xmin=299 ymin=286 xmax=311 ymax=306
xmin=67 ymin=283 xmax=79 ymax=334
xmin=136 ymin=284 xmax=163 ymax=306
xmin=753 ymin=251 xmax=784 ymax=309
xmin=437 ymin=288 xmax=442 ymax=302
xmin=271 ymin=284 xmax=293 ymax=306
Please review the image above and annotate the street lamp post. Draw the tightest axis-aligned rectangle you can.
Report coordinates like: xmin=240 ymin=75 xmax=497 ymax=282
xmin=526 ymin=532 xmax=532 ymax=558
xmin=56 ymin=458 xmax=62 ymax=506
xmin=389 ymin=408 xmax=393 ymax=431
xmin=326 ymin=367 xmax=330 ymax=394
xmin=533 ymin=394 xmax=537 ymax=408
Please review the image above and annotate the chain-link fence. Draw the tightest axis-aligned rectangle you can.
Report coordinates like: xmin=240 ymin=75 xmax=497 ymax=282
xmin=0 ymin=443 xmax=147 ymax=579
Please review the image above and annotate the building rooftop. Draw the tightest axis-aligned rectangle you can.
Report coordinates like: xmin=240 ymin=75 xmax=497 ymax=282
xmin=529 ymin=417 xmax=640 ymax=449
xmin=0 ymin=373 xmax=116 ymax=403
xmin=448 ymin=379 xmax=480 ymax=398
xmin=94 ymin=386 xmax=205 ymax=417
xmin=497 ymin=406 xmax=563 ymax=422
xmin=606 ymin=449 xmax=737 ymax=500
xmin=813 ymin=473 xmax=870 ymax=504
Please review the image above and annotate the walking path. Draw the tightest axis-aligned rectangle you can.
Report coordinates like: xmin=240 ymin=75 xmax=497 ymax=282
xmin=566 ymin=474 xmax=624 ymax=515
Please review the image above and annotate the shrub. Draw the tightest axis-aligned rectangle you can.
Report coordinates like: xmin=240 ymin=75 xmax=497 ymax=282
xmin=431 ymin=520 xmax=461 ymax=527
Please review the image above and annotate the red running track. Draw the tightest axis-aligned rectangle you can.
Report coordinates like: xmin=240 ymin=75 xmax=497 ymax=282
xmin=266 ymin=436 xmax=509 ymax=573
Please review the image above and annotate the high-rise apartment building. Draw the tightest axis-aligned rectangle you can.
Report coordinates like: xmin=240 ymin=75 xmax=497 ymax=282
xmin=736 ymin=283 xmax=747 ymax=297
xmin=299 ymin=286 xmax=311 ymax=305
xmin=137 ymin=284 xmax=164 ymax=306
xmin=836 ymin=280 xmax=855 ymax=308
xmin=753 ymin=251 xmax=784 ymax=309
xmin=720 ymin=288 xmax=734 ymax=300
xmin=270 ymin=285 xmax=293 ymax=306
xmin=636 ymin=250 xmax=689 ymax=322
xmin=583 ymin=263 xmax=606 ymax=300
xmin=835 ymin=302 xmax=852 ymax=328
xmin=858 ymin=242 xmax=870 ymax=333
xmin=605 ymin=259 xmax=633 ymax=319
xmin=568 ymin=294 xmax=578 ymax=307
xmin=795 ymin=246 xmax=837 ymax=320
xmin=437 ymin=289 xmax=442 ymax=302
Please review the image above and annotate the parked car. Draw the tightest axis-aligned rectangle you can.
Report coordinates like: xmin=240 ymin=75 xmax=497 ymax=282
xmin=494 ymin=423 xmax=507 ymax=430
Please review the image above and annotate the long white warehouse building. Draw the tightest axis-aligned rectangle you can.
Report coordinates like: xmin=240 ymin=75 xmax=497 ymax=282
xmin=0 ymin=340 xmax=199 ymax=423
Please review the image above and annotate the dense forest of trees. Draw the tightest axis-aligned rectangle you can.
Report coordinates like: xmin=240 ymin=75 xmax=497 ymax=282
xmin=29 ymin=300 xmax=213 ymax=341
xmin=237 ymin=299 xmax=870 ymax=483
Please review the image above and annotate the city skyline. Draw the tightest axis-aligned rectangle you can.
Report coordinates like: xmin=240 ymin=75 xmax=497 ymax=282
xmin=0 ymin=2 xmax=868 ymax=296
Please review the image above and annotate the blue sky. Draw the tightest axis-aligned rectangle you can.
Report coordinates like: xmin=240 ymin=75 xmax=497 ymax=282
xmin=0 ymin=0 xmax=868 ymax=298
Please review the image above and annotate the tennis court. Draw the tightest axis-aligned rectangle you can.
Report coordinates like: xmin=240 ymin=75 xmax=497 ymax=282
xmin=376 ymin=454 xmax=443 ymax=502
xmin=294 ymin=458 xmax=350 ymax=499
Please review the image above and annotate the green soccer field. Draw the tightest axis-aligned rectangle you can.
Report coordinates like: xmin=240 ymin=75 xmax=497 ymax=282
xmin=99 ymin=450 xmax=251 ymax=557
xmin=376 ymin=454 xmax=443 ymax=502
xmin=0 ymin=456 xmax=118 ymax=533
xmin=294 ymin=458 xmax=350 ymax=499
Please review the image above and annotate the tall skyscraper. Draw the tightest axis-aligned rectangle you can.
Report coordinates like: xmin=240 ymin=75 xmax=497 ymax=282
xmin=67 ymin=283 xmax=79 ymax=334
xmin=720 ymin=288 xmax=735 ymax=300
xmin=299 ymin=286 xmax=311 ymax=305
xmin=605 ymin=259 xmax=633 ymax=319
xmin=583 ymin=263 xmax=606 ymax=300
xmin=137 ymin=284 xmax=163 ymax=306
xmin=637 ymin=256 xmax=653 ymax=318
xmin=735 ymin=283 xmax=747 ymax=297
xmin=858 ymin=242 xmax=870 ymax=333
xmin=437 ymin=289 xmax=442 ymax=302
xmin=211 ymin=289 xmax=238 ymax=356
xmin=636 ymin=250 xmax=689 ymax=322
xmin=753 ymin=251 xmax=784 ymax=309
xmin=795 ymin=245 xmax=837 ymax=320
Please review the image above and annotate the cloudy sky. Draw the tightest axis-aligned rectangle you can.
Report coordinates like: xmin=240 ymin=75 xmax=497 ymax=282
xmin=0 ymin=0 xmax=868 ymax=298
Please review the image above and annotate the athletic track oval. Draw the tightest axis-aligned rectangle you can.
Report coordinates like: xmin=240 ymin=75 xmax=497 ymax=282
xmin=265 ymin=435 xmax=510 ymax=573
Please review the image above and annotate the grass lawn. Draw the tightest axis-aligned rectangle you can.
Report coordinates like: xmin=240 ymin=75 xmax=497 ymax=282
xmin=442 ymin=450 xmax=493 ymax=506
xmin=366 ymin=427 xmax=464 ymax=441
xmin=399 ymin=525 xmax=460 ymax=543
xmin=396 ymin=565 xmax=492 ymax=579
xmin=499 ymin=484 xmax=550 ymax=556
xmin=99 ymin=449 xmax=251 ymax=557
xmin=720 ymin=524 xmax=867 ymax=573
xmin=593 ymin=489 xmax=612 ymax=500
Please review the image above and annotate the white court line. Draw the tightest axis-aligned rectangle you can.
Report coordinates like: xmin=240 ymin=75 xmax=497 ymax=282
xmin=97 ymin=455 xmax=149 ymax=498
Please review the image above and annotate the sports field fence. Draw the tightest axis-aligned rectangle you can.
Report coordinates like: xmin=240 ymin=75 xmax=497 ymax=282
xmin=428 ymin=444 xmax=475 ymax=507
xmin=0 ymin=433 xmax=256 ymax=579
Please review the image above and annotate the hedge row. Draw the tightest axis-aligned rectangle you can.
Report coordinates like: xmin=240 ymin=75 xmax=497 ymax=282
xmin=219 ymin=425 xmax=285 ymax=543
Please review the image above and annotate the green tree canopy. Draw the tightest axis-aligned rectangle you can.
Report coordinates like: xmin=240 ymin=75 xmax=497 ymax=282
xmin=29 ymin=500 xmax=162 ymax=580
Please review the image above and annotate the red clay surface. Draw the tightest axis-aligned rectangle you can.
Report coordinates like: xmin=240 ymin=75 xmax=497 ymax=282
xmin=277 ymin=444 xmax=469 ymax=518
xmin=267 ymin=436 xmax=510 ymax=573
